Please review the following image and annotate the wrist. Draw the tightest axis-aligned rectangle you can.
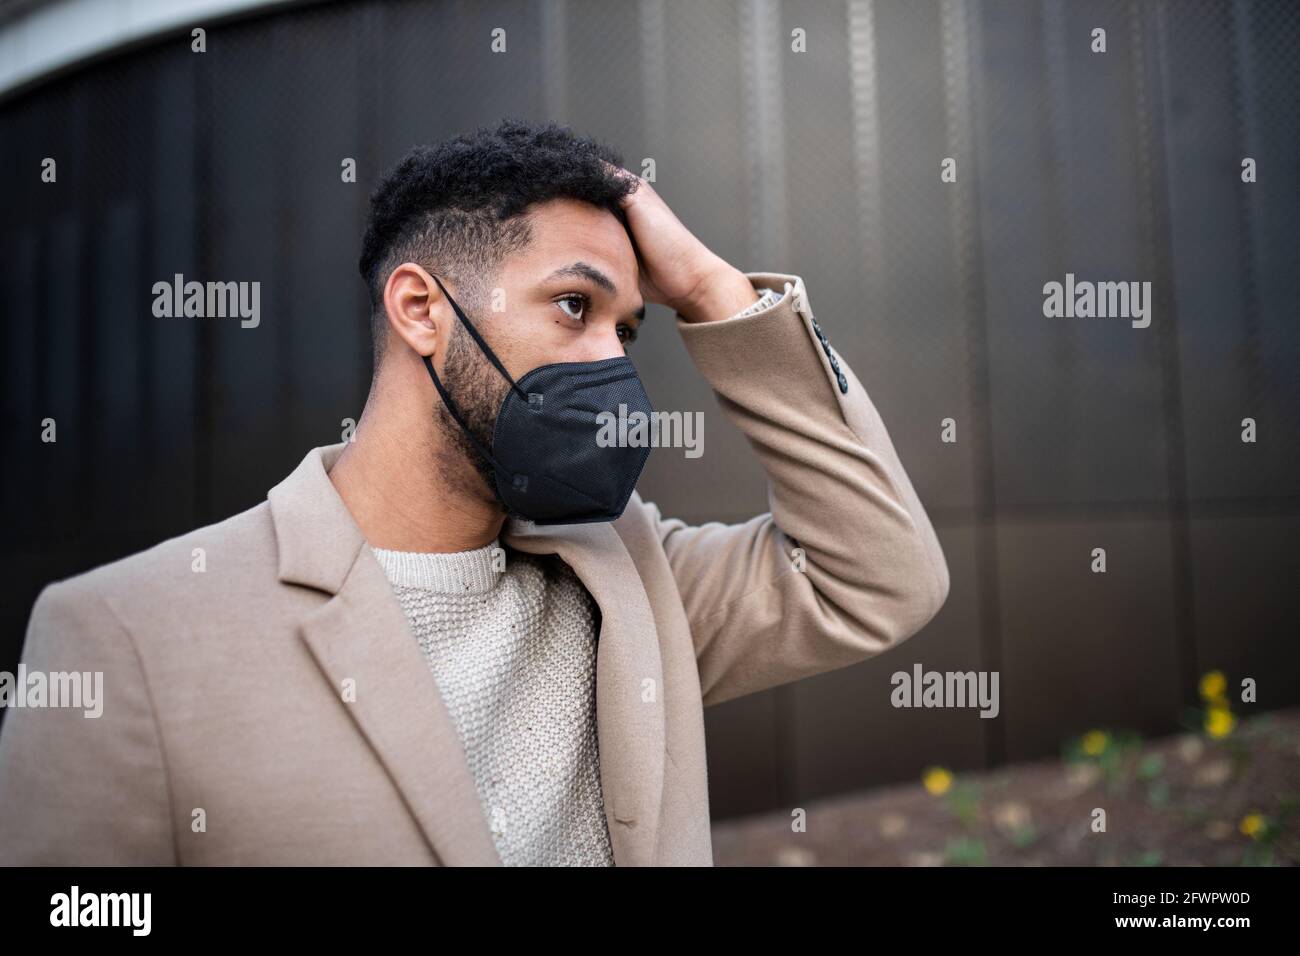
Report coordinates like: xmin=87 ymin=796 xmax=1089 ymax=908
xmin=675 ymin=263 xmax=758 ymax=324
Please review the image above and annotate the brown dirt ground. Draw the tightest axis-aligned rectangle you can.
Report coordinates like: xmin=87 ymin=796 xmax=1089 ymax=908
xmin=711 ymin=708 xmax=1300 ymax=866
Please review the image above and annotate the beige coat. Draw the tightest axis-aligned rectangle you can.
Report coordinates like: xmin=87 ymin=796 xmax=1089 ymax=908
xmin=0 ymin=272 xmax=948 ymax=866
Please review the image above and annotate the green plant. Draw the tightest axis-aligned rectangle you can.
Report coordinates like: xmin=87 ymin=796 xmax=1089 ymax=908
xmin=944 ymin=836 xmax=988 ymax=866
xmin=946 ymin=782 xmax=982 ymax=828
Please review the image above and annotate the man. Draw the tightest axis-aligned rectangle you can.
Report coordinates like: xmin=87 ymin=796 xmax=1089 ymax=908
xmin=0 ymin=119 xmax=948 ymax=866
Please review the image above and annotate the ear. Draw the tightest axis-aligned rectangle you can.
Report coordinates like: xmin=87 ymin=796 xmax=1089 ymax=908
xmin=383 ymin=262 xmax=449 ymax=361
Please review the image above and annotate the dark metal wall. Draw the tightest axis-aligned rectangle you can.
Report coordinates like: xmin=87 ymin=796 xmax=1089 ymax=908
xmin=1 ymin=0 xmax=1296 ymax=819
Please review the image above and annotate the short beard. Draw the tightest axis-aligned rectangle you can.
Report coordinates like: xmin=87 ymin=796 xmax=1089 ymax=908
xmin=433 ymin=319 xmax=510 ymax=507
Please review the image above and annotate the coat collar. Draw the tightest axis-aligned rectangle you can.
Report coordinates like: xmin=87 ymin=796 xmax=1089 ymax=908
xmin=267 ymin=443 xmax=665 ymax=866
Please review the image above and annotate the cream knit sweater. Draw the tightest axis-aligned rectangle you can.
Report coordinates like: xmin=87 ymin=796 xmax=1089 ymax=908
xmin=371 ymin=542 xmax=614 ymax=866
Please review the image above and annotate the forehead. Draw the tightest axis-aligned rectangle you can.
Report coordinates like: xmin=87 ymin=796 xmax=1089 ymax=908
xmin=505 ymin=198 xmax=638 ymax=286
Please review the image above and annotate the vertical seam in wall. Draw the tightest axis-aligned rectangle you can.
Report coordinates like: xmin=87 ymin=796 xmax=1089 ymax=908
xmin=1041 ymin=0 xmax=1079 ymax=460
xmin=541 ymin=0 xmax=568 ymax=124
xmin=194 ymin=45 xmax=213 ymax=528
xmin=640 ymin=0 xmax=669 ymax=155
xmin=274 ymin=22 xmax=295 ymax=442
xmin=1138 ymin=0 xmax=1198 ymax=710
xmin=1228 ymin=0 xmax=1264 ymax=432
xmin=356 ymin=2 xmax=381 ymax=384
xmin=742 ymin=0 xmax=788 ymax=270
xmin=33 ymin=153 xmax=50 ymax=543
xmin=741 ymin=0 xmax=795 ymax=807
xmin=137 ymin=63 xmax=156 ymax=491
xmin=847 ymin=0 xmax=884 ymax=344
xmin=75 ymin=91 xmax=93 ymax=538
xmin=940 ymin=0 xmax=1004 ymax=767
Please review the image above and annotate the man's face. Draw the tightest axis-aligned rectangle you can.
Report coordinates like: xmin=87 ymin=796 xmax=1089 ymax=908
xmin=436 ymin=198 xmax=646 ymax=501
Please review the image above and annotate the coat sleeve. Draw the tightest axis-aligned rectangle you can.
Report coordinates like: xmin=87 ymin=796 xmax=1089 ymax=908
xmin=0 ymin=580 xmax=175 ymax=864
xmin=635 ymin=271 xmax=949 ymax=708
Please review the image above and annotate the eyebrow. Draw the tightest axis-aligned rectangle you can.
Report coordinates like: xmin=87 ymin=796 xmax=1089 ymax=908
xmin=544 ymin=261 xmax=646 ymax=321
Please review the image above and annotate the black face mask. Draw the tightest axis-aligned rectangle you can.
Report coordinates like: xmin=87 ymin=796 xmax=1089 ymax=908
xmin=422 ymin=274 xmax=655 ymax=525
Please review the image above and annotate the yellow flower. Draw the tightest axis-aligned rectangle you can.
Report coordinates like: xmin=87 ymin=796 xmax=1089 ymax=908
xmin=923 ymin=767 xmax=953 ymax=796
xmin=1199 ymin=670 xmax=1227 ymax=703
xmin=1204 ymin=705 xmax=1236 ymax=739
xmin=1082 ymin=730 xmax=1109 ymax=757
xmin=1239 ymin=813 xmax=1265 ymax=839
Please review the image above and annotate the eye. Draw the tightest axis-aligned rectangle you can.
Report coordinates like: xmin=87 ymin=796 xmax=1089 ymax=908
xmin=555 ymin=293 xmax=589 ymax=322
xmin=617 ymin=324 xmax=638 ymax=345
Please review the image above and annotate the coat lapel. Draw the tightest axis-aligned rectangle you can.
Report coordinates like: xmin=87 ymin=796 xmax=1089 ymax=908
xmin=504 ymin=519 xmax=666 ymax=867
xmin=268 ymin=443 xmax=667 ymax=867
xmin=297 ymin=560 xmax=504 ymax=866
xmin=269 ymin=444 xmax=501 ymax=866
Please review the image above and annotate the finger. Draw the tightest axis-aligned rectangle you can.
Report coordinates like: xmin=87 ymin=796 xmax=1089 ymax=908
xmin=601 ymin=160 xmax=644 ymax=204
xmin=601 ymin=158 xmax=633 ymax=179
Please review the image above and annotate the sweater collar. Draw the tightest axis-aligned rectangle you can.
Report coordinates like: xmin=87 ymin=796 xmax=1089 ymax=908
xmin=369 ymin=541 xmax=503 ymax=594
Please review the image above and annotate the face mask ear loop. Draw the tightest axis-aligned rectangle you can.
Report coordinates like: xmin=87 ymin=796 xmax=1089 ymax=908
xmin=429 ymin=273 xmax=529 ymax=404
xmin=421 ymin=354 xmax=515 ymax=486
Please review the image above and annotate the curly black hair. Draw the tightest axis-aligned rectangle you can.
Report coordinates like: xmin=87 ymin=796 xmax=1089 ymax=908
xmin=358 ymin=118 xmax=638 ymax=365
